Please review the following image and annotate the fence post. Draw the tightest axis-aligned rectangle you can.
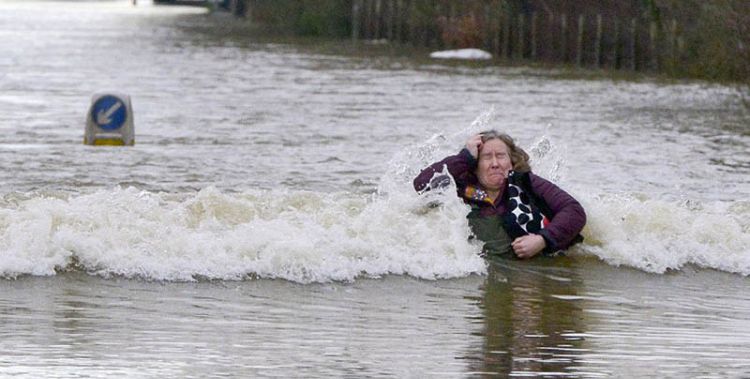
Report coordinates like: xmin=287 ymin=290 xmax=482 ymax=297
xmin=365 ymin=0 xmax=373 ymax=40
xmin=676 ymin=21 xmax=684 ymax=70
xmin=595 ymin=14 xmax=602 ymax=68
xmin=490 ymin=6 xmax=500 ymax=55
xmin=503 ymin=12 xmax=511 ymax=60
xmin=374 ymin=0 xmax=382 ymax=40
xmin=362 ymin=0 xmax=370 ymax=40
xmin=395 ymin=0 xmax=403 ymax=42
xmin=352 ymin=0 xmax=362 ymax=42
xmin=482 ymin=4 xmax=492 ymax=54
xmin=404 ymin=0 xmax=416 ymax=46
xmin=576 ymin=14 xmax=584 ymax=67
xmin=241 ymin=0 xmax=251 ymax=18
xmin=669 ymin=18 xmax=677 ymax=70
xmin=530 ymin=12 xmax=537 ymax=60
xmin=432 ymin=0 xmax=440 ymax=49
xmin=613 ymin=18 xmax=620 ymax=69
xmin=548 ymin=12 xmax=555 ymax=61
xmin=650 ymin=20 xmax=659 ymax=71
xmin=517 ymin=13 xmax=525 ymax=59
xmin=386 ymin=0 xmax=393 ymax=41
xmin=560 ymin=14 xmax=567 ymax=62
xmin=630 ymin=18 xmax=637 ymax=70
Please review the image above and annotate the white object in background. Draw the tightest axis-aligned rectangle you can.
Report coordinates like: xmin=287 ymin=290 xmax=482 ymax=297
xmin=430 ymin=48 xmax=493 ymax=60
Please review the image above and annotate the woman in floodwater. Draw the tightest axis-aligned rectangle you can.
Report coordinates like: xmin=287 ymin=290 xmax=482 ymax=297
xmin=413 ymin=130 xmax=586 ymax=259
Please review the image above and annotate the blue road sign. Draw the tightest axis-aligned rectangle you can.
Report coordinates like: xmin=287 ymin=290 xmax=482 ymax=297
xmin=91 ymin=95 xmax=127 ymax=130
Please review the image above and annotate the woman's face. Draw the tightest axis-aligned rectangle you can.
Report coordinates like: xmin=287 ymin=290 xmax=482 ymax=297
xmin=476 ymin=139 xmax=513 ymax=191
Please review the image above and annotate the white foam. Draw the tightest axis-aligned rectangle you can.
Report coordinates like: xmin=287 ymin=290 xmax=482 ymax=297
xmin=2 ymin=110 xmax=748 ymax=281
xmin=577 ymin=193 xmax=750 ymax=275
xmin=378 ymin=111 xmax=750 ymax=277
xmin=0 ymin=186 xmax=486 ymax=282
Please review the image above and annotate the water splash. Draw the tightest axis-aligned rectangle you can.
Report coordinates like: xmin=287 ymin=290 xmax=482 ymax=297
xmin=529 ymin=134 xmax=566 ymax=183
xmin=378 ymin=107 xmax=498 ymax=197
xmin=577 ymin=194 xmax=750 ymax=275
xmin=2 ymin=110 xmax=748 ymax=281
xmin=0 ymin=186 xmax=486 ymax=282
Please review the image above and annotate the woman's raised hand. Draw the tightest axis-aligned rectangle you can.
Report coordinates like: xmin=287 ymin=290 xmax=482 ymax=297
xmin=465 ymin=134 xmax=483 ymax=158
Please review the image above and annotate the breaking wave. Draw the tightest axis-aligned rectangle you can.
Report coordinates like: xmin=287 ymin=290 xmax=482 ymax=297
xmin=1 ymin=110 xmax=748 ymax=281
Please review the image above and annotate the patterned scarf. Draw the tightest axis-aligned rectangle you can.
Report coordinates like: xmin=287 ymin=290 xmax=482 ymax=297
xmin=506 ymin=171 xmax=549 ymax=234
xmin=464 ymin=172 xmax=550 ymax=235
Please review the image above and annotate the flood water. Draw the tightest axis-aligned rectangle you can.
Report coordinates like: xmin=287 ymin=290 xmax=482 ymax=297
xmin=1 ymin=1 xmax=749 ymax=377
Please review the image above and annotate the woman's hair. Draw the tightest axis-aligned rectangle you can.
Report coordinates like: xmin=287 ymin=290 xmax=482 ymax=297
xmin=479 ymin=130 xmax=531 ymax=172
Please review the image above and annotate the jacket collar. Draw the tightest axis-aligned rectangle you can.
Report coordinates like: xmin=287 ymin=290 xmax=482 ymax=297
xmin=463 ymin=184 xmax=495 ymax=206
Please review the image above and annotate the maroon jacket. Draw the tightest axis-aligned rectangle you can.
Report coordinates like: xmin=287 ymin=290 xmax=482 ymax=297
xmin=413 ymin=149 xmax=586 ymax=252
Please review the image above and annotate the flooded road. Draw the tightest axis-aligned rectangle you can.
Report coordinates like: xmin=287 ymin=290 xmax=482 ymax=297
xmin=1 ymin=1 xmax=749 ymax=377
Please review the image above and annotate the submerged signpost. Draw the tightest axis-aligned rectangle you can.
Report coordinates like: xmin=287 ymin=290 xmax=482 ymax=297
xmin=84 ymin=93 xmax=134 ymax=146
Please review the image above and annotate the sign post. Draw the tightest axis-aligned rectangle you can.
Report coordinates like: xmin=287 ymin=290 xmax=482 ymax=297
xmin=84 ymin=93 xmax=135 ymax=146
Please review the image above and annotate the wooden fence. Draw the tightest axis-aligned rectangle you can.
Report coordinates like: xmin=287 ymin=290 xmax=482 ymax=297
xmin=351 ymin=0 xmax=684 ymax=72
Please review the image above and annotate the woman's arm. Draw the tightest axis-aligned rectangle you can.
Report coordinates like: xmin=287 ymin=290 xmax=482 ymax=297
xmin=413 ymin=148 xmax=477 ymax=192
xmin=529 ymin=173 xmax=587 ymax=251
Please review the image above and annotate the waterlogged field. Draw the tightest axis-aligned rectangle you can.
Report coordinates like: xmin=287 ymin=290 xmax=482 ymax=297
xmin=0 ymin=1 xmax=749 ymax=377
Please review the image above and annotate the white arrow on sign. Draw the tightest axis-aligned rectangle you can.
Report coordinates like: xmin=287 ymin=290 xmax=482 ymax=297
xmin=96 ymin=101 xmax=123 ymax=126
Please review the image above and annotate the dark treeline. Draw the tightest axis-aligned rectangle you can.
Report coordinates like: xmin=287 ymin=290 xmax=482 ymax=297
xmin=233 ymin=0 xmax=748 ymax=84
